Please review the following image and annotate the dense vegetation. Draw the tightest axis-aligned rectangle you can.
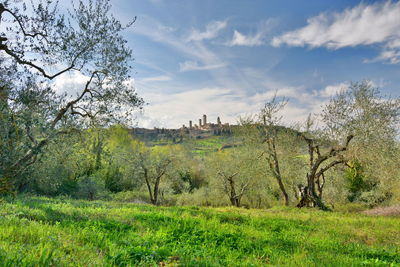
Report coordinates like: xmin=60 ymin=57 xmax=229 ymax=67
xmin=5 ymin=82 xmax=399 ymax=210
xmin=0 ymin=0 xmax=400 ymax=210
xmin=1 ymin=0 xmax=399 ymax=210
xmin=0 ymin=1 xmax=399 ymax=266
xmin=0 ymin=196 xmax=399 ymax=266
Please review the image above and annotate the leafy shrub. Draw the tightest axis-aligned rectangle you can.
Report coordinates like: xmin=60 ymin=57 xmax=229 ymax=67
xmin=112 ymin=190 xmax=150 ymax=203
xmin=345 ymin=161 xmax=377 ymax=202
xmin=104 ymin=165 xmax=124 ymax=193
xmin=176 ymin=187 xmax=230 ymax=207
xmin=359 ymin=189 xmax=392 ymax=207
xmin=76 ymin=176 xmax=104 ymax=200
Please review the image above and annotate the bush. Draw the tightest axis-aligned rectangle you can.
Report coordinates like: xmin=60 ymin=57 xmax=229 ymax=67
xmin=75 ymin=175 xmax=105 ymax=200
xmin=112 ymin=190 xmax=150 ymax=204
xmin=359 ymin=189 xmax=392 ymax=207
xmin=176 ymin=188 xmax=230 ymax=207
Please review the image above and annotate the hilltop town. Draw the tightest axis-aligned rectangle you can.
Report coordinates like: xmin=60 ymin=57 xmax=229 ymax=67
xmin=131 ymin=114 xmax=232 ymax=142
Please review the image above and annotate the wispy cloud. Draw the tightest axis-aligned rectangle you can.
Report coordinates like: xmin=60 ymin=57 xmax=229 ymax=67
xmin=272 ymin=1 xmax=400 ymax=64
xmin=227 ymin=30 xmax=264 ymax=47
xmin=186 ymin=20 xmax=228 ymax=42
xmin=141 ymin=75 xmax=172 ymax=82
xmin=179 ymin=60 xmax=226 ymax=72
xmin=315 ymin=82 xmax=349 ymax=98
xmin=364 ymin=49 xmax=400 ymax=64
xmin=132 ymin=16 xmax=227 ymax=72
xmin=226 ymin=19 xmax=274 ymax=47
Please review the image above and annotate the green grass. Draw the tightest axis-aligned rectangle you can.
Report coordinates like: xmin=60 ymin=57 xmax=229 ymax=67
xmin=186 ymin=136 xmax=236 ymax=155
xmin=0 ymin=197 xmax=399 ymax=266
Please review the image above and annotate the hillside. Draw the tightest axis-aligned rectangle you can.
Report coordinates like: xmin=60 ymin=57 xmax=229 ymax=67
xmin=129 ymin=124 xmax=300 ymax=156
xmin=0 ymin=197 xmax=399 ymax=266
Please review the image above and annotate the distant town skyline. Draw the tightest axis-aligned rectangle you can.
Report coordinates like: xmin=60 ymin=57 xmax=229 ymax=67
xmin=57 ymin=0 xmax=400 ymax=128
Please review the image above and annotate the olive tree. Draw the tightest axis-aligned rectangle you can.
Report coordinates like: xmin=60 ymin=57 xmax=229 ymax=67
xmin=238 ymin=96 xmax=295 ymax=206
xmin=132 ymin=145 xmax=176 ymax=205
xmin=207 ymin=147 xmax=259 ymax=208
xmin=321 ymin=81 xmax=400 ymax=205
xmin=0 ymin=0 xmax=143 ymax=185
xmin=297 ymin=81 xmax=400 ymax=209
xmin=297 ymin=122 xmax=353 ymax=210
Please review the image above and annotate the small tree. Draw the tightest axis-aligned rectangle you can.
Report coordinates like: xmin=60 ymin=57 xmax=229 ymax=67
xmin=134 ymin=145 xmax=173 ymax=205
xmin=259 ymin=96 xmax=290 ymax=206
xmin=239 ymin=95 xmax=291 ymax=206
xmin=208 ymin=148 xmax=256 ymax=207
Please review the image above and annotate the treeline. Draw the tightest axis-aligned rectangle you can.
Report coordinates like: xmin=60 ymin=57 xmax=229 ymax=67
xmin=3 ymin=82 xmax=399 ymax=210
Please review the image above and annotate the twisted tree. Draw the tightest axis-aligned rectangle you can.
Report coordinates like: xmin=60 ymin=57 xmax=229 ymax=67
xmin=0 ymin=0 xmax=143 ymax=187
xmin=297 ymin=132 xmax=353 ymax=210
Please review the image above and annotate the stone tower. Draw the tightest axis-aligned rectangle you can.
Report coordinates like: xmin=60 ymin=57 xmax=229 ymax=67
xmin=217 ymin=116 xmax=221 ymax=125
xmin=199 ymin=118 xmax=202 ymax=127
xmin=203 ymin=114 xmax=207 ymax=125
xmin=189 ymin=120 xmax=193 ymax=129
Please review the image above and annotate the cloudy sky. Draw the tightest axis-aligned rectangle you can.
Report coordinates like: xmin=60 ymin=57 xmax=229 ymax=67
xmin=92 ymin=0 xmax=400 ymax=128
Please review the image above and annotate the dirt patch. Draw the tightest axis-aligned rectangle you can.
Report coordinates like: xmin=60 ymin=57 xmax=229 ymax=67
xmin=362 ymin=205 xmax=400 ymax=217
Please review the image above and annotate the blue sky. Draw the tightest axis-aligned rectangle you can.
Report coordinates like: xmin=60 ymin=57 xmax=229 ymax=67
xmin=105 ymin=0 xmax=400 ymax=127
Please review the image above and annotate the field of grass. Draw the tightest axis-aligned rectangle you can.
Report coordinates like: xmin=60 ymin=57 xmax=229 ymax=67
xmin=186 ymin=136 xmax=236 ymax=155
xmin=0 ymin=197 xmax=399 ymax=266
xmin=145 ymin=136 xmax=233 ymax=156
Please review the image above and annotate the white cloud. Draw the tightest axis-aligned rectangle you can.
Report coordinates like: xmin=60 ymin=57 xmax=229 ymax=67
xmin=135 ymin=84 xmax=331 ymax=129
xmin=226 ymin=19 xmax=274 ymax=47
xmin=227 ymin=30 xmax=265 ymax=47
xmin=53 ymin=71 xmax=88 ymax=96
xmin=179 ymin=60 xmax=226 ymax=72
xmin=316 ymin=82 xmax=349 ymax=98
xmin=272 ymin=1 xmax=400 ymax=64
xmin=141 ymin=75 xmax=172 ymax=82
xmin=364 ymin=49 xmax=400 ymax=64
xmin=133 ymin=16 xmax=227 ymax=75
xmin=187 ymin=20 xmax=228 ymax=42
xmin=250 ymin=87 xmax=299 ymax=101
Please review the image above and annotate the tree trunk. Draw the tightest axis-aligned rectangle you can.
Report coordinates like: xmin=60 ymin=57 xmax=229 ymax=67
xmin=275 ymin=173 xmax=289 ymax=206
xmin=296 ymin=176 xmax=330 ymax=211
xmin=229 ymin=196 xmax=241 ymax=207
xmin=143 ymin=167 xmax=156 ymax=205
xmin=228 ymin=178 xmax=241 ymax=207
xmin=267 ymin=139 xmax=290 ymax=206
xmin=153 ymin=175 xmax=161 ymax=206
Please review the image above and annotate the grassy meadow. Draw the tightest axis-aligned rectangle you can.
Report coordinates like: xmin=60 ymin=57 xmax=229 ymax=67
xmin=0 ymin=196 xmax=399 ymax=266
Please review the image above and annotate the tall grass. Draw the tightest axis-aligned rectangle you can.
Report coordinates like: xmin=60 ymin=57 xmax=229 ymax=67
xmin=0 ymin=196 xmax=399 ymax=266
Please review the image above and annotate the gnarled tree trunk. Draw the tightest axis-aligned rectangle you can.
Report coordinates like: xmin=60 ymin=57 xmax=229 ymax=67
xmin=297 ymin=135 xmax=353 ymax=210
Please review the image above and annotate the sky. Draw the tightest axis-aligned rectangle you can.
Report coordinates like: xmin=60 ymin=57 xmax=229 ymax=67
xmin=67 ymin=0 xmax=400 ymax=128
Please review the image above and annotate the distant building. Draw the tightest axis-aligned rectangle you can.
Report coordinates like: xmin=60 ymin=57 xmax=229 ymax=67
xmin=182 ymin=114 xmax=231 ymax=138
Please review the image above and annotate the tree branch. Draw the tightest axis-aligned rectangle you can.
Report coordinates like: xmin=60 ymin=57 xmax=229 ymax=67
xmin=315 ymin=159 xmax=346 ymax=179
xmin=51 ymin=71 xmax=97 ymax=128
xmin=2 ymin=6 xmax=48 ymax=39
xmin=0 ymin=43 xmax=78 ymax=79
